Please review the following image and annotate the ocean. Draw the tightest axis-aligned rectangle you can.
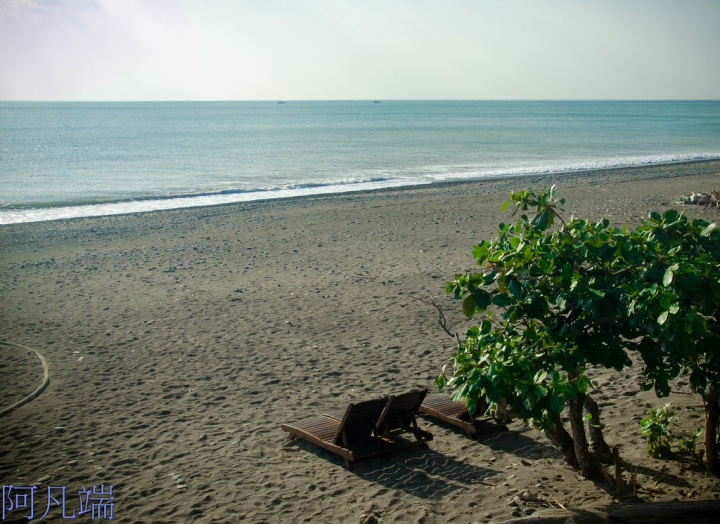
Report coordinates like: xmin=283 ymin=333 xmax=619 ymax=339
xmin=1 ymin=100 xmax=719 ymax=224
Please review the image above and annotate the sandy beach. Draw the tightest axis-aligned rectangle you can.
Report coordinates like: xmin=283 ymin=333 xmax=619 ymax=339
xmin=2 ymin=160 xmax=720 ymax=523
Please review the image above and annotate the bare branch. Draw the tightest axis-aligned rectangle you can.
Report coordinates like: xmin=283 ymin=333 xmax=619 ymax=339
xmin=403 ymin=289 xmax=460 ymax=340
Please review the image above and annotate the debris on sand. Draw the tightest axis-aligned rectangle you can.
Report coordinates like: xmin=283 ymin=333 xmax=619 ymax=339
xmin=679 ymin=189 xmax=720 ymax=207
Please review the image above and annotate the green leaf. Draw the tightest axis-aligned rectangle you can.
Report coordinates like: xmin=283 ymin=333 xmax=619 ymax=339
xmin=473 ymin=289 xmax=492 ymax=310
xmin=663 ymin=265 xmax=677 ymax=286
xmin=450 ymin=388 xmax=465 ymax=402
xmin=535 ymin=210 xmax=550 ymax=231
xmin=492 ymin=294 xmax=513 ymax=307
xmin=660 ymin=295 xmax=671 ymax=310
xmin=435 ymin=373 xmax=447 ymax=391
xmin=588 ymin=288 xmax=605 ymax=301
xmin=561 ymin=263 xmax=572 ymax=281
xmin=550 ymin=391 xmax=565 ymax=413
xmin=658 ymin=311 xmax=669 ymax=325
xmin=472 ymin=243 xmax=489 ymax=261
xmin=701 ymin=223 xmax=716 ymax=236
xmin=479 ymin=319 xmax=492 ymax=335
xmin=576 ymin=375 xmax=591 ymax=393
xmin=534 ymin=384 xmax=548 ymax=397
xmin=497 ymin=277 xmax=508 ymax=294
xmin=462 ymin=295 xmax=476 ymax=317
xmin=508 ymin=279 xmax=522 ymax=299
xmin=500 ymin=200 xmax=511 ymax=211
xmin=467 ymin=395 xmax=478 ymax=417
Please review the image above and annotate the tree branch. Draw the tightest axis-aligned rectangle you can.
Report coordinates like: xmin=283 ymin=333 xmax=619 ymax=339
xmin=403 ymin=290 xmax=461 ymax=340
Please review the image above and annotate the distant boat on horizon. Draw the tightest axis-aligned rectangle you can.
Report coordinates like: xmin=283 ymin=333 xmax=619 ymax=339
xmin=374 ymin=100 xmax=381 ymax=103
xmin=277 ymin=101 xmax=286 ymax=104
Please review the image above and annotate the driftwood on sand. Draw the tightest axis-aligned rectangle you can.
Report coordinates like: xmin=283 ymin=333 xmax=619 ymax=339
xmin=498 ymin=500 xmax=720 ymax=523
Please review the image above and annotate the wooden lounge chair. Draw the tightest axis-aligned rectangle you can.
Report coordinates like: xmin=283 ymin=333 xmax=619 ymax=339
xmin=281 ymin=396 xmax=389 ymax=469
xmin=375 ymin=388 xmax=433 ymax=446
xmin=419 ymin=394 xmax=508 ymax=439
xmin=325 ymin=389 xmax=433 ymax=446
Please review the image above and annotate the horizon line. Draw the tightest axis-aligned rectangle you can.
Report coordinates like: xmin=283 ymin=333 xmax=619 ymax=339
xmin=2 ymin=98 xmax=720 ymax=103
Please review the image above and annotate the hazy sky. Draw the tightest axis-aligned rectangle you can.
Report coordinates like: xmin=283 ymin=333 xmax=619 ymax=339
xmin=1 ymin=0 xmax=719 ymax=101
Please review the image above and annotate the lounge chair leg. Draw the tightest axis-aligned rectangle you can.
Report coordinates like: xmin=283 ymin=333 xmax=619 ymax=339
xmin=344 ymin=459 xmax=353 ymax=471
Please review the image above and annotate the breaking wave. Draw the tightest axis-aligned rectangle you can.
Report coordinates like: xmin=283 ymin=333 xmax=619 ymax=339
xmin=1 ymin=153 xmax=719 ymax=225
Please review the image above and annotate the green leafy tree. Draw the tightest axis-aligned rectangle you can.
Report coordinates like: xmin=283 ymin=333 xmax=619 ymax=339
xmin=439 ymin=187 xmax=720 ymax=476
xmin=620 ymin=208 xmax=720 ymax=473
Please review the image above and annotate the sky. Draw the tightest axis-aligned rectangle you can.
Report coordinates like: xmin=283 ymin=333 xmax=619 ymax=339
xmin=1 ymin=0 xmax=719 ymax=101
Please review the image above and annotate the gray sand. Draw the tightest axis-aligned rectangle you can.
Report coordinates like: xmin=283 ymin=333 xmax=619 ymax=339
xmin=1 ymin=160 xmax=719 ymax=523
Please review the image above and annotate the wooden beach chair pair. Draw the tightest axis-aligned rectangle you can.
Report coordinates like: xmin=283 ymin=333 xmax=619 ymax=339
xmin=419 ymin=393 xmax=508 ymax=439
xmin=281 ymin=388 xmax=433 ymax=469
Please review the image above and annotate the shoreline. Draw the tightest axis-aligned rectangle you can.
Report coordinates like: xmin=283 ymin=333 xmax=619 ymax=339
xmin=1 ymin=160 xmax=720 ymax=522
xmin=2 ymin=158 xmax=720 ymax=227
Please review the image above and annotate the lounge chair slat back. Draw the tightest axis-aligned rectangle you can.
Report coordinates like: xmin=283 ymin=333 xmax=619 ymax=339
xmin=378 ymin=389 xmax=428 ymax=434
xmin=333 ymin=397 xmax=389 ymax=446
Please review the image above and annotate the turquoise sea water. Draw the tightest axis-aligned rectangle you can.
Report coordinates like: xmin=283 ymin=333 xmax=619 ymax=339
xmin=1 ymin=101 xmax=719 ymax=224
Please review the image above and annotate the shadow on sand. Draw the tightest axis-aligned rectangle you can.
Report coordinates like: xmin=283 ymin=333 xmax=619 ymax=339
xmin=352 ymin=447 xmax=499 ymax=499
xmin=287 ymin=436 xmax=499 ymax=499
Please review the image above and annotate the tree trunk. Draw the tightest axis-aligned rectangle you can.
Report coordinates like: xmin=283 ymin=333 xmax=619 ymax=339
xmin=704 ymin=391 xmax=719 ymax=477
xmin=584 ymin=394 xmax=612 ymax=461
xmin=568 ymin=390 xmax=598 ymax=478
xmin=494 ymin=397 xmax=512 ymax=423
xmin=547 ymin=413 xmax=578 ymax=467
xmin=611 ymin=446 xmax=624 ymax=494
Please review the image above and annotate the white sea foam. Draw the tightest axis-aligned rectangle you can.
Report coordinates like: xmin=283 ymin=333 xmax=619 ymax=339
xmin=0 ymin=178 xmax=425 ymax=224
xmin=424 ymin=153 xmax=720 ymax=182
xmin=1 ymin=153 xmax=719 ymax=225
